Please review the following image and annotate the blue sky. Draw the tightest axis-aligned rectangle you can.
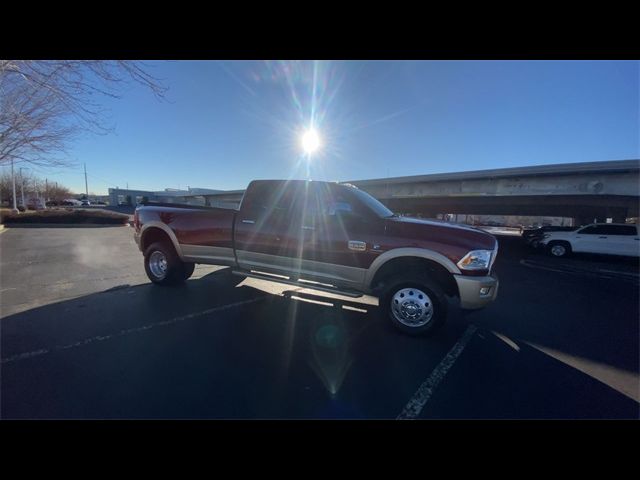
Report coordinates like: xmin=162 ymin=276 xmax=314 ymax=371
xmin=29 ymin=60 xmax=640 ymax=195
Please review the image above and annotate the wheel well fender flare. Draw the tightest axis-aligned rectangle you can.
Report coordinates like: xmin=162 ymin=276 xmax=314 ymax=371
xmin=139 ymin=222 xmax=184 ymax=260
xmin=365 ymin=247 xmax=461 ymax=289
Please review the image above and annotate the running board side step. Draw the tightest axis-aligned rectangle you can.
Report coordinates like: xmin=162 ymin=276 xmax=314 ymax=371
xmin=232 ymin=270 xmax=363 ymax=298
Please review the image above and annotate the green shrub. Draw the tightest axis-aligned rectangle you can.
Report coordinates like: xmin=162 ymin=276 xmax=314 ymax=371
xmin=2 ymin=208 xmax=129 ymax=225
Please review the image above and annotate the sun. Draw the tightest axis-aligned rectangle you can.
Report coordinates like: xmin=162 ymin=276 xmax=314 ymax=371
xmin=301 ymin=128 xmax=321 ymax=155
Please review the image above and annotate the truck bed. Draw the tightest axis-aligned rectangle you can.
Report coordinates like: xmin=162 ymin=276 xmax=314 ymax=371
xmin=136 ymin=203 xmax=237 ymax=250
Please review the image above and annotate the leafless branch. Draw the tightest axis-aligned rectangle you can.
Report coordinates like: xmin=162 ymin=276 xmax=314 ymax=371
xmin=0 ymin=60 xmax=167 ymax=168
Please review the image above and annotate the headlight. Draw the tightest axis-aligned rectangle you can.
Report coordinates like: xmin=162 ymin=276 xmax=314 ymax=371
xmin=457 ymin=250 xmax=492 ymax=271
xmin=542 ymin=234 xmax=551 ymax=239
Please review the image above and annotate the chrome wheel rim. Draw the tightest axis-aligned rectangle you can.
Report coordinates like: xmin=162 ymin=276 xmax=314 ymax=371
xmin=391 ymin=287 xmax=433 ymax=327
xmin=551 ymin=245 xmax=566 ymax=256
xmin=149 ymin=251 xmax=168 ymax=279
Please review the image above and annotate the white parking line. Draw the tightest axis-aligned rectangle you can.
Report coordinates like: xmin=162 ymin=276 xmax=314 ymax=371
xmin=526 ymin=342 xmax=640 ymax=403
xmin=492 ymin=331 xmax=521 ymax=352
xmin=397 ymin=325 xmax=477 ymax=419
xmin=1 ymin=296 xmax=266 ymax=365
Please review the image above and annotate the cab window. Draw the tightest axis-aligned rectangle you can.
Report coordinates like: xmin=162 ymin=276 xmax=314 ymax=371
xmin=604 ymin=225 xmax=637 ymax=236
xmin=578 ymin=225 xmax=608 ymax=235
xmin=242 ymin=181 xmax=305 ymax=218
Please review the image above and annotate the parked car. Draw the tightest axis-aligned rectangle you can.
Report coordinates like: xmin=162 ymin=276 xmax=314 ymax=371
xmin=133 ymin=179 xmax=499 ymax=336
xmin=27 ymin=198 xmax=46 ymax=210
xmin=81 ymin=200 xmax=91 ymax=206
xmin=538 ymin=223 xmax=640 ymax=258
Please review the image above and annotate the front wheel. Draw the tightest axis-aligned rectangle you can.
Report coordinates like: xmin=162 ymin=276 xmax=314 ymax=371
xmin=547 ymin=241 xmax=571 ymax=258
xmin=379 ymin=274 xmax=448 ymax=336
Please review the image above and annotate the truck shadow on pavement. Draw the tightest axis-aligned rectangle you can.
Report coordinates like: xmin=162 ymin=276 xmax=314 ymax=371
xmin=2 ymin=268 xmax=638 ymax=419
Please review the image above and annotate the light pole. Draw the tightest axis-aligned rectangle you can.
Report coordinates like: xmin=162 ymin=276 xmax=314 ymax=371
xmin=10 ymin=159 xmax=18 ymax=214
xmin=84 ymin=163 xmax=89 ymax=197
xmin=20 ymin=167 xmax=28 ymax=209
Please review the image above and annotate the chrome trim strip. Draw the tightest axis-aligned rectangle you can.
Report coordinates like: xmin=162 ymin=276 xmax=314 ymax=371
xmin=235 ymin=250 xmax=366 ymax=289
xmin=233 ymin=270 xmax=363 ymax=298
xmin=181 ymin=245 xmax=236 ymax=266
xmin=348 ymin=240 xmax=367 ymax=251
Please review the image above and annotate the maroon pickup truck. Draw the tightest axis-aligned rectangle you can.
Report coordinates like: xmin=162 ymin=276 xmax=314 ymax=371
xmin=134 ymin=180 xmax=499 ymax=335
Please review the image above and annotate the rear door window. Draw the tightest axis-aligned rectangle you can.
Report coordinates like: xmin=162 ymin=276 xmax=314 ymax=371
xmin=604 ymin=225 xmax=637 ymax=236
xmin=579 ymin=225 xmax=609 ymax=235
xmin=242 ymin=181 xmax=305 ymax=218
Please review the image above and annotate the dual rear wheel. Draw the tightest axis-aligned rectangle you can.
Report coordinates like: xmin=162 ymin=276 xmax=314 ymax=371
xmin=144 ymin=242 xmax=194 ymax=285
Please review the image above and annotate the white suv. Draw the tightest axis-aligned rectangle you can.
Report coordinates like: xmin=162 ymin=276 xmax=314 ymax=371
xmin=539 ymin=223 xmax=640 ymax=258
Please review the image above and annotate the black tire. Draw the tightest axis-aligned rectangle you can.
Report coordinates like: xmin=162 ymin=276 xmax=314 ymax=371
xmin=379 ymin=273 xmax=448 ymax=336
xmin=144 ymin=241 xmax=189 ymax=286
xmin=180 ymin=262 xmax=196 ymax=281
xmin=547 ymin=241 xmax=571 ymax=258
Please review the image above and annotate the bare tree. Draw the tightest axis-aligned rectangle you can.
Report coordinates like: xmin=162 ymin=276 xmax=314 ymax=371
xmin=0 ymin=60 xmax=167 ymax=168
xmin=0 ymin=170 xmax=71 ymax=205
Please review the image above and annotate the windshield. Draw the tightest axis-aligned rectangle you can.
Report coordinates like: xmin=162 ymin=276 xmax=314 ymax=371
xmin=347 ymin=187 xmax=395 ymax=218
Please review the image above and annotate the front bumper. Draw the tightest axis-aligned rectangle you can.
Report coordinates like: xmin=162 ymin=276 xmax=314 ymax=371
xmin=454 ymin=273 xmax=499 ymax=309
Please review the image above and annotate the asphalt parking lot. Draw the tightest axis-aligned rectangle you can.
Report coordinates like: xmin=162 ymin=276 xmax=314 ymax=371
xmin=1 ymin=226 xmax=638 ymax=419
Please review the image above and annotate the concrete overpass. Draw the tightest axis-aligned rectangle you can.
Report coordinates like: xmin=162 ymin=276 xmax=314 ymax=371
xmin=129 ymin=159 xmax=639 ymax=224
xmin=348 ymin=159 xmax=640 ymax=224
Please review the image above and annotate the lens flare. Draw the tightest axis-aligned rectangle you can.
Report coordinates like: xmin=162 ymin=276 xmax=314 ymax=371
xmin=301 ymin=128 xmax=321 ymax=155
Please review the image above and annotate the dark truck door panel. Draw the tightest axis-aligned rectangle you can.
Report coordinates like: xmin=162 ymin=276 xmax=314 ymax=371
xmin=235 ymin=180 xmax=385 ymax=287
xmin=234 ymin=180 xmax=306 ymax=272
xmin=301 ymin=183 xmax=382 ymax=268
xmin=296 ymin=183 xmax=385 ymax=287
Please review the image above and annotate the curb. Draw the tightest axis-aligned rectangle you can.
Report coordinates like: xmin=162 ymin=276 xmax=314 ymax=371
xmin=1 ymin=223 xmax=129 ymax=228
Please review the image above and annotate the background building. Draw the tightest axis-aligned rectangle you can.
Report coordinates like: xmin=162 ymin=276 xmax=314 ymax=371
xmin=107 ymin=159 xmax=639 ymax=226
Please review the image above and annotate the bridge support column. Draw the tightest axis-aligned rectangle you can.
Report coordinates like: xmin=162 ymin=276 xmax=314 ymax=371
xmin=607 ymin=207 xmax=628 ymax=223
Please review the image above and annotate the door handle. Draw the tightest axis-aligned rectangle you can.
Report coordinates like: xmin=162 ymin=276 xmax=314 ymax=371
xmin=598 ymin=236 xmax=607 ymax=239
xmin=242 ymin=219 xmax=255 ymax=224
xmin=301 ymin=226 xmax=315 ymax=231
